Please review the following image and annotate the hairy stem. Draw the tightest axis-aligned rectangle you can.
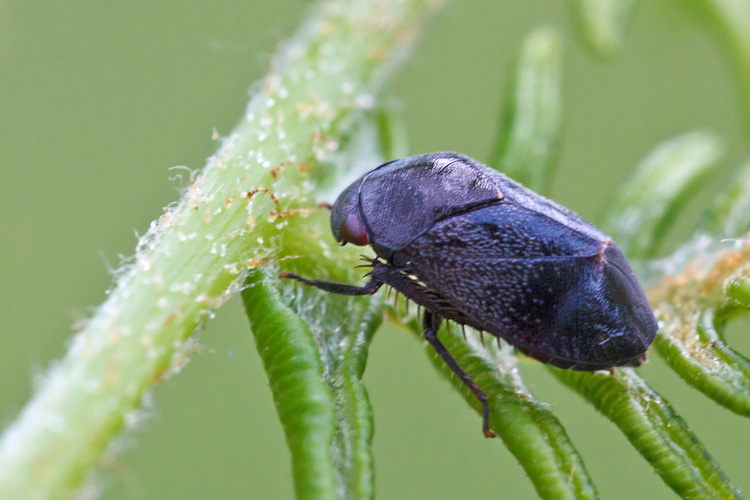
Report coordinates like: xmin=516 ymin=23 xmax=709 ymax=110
xmin=0 ymin=0 xmax=442 ymax=497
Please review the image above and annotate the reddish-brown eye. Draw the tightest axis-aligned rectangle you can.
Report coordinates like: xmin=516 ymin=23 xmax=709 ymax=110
xmin=339 ymin=213 xmax=370 ymax=246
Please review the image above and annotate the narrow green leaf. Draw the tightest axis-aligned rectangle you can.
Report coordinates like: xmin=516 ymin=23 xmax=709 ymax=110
xmin=604 ymin=131 xmax=724 ymax=259
xmin=678 ymin=0 xmax=750 ymax=135
xmin=488 ymin=26 xmax=563 ymax=195
xmin=242 ymin=271 xmax=337 ymax=500
xmin=646 ymin=155 xmax=750 ymax=415
xmin=242 ymin=211 xmax=383 ymax=500
xmin=655 ymin=308 xmax=750 ymax=416
xmin=702 ymin=161 xmax=750 ymax=238
xmin=339 ymin=302 xmax=381 ymax=499
xmin=552 ymin=368 xmax=742 ymax=499
xmin=396 ymin=316 xmax=598 ymax=500
xmin=568 ymin=0 xmax=638 ymax=60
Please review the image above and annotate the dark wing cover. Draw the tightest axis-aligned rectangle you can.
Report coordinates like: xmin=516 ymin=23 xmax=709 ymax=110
xmin=358 ymin=153 xmax=503 ymax=250
xmin=405 ymin=202 xmax=657 ymax=370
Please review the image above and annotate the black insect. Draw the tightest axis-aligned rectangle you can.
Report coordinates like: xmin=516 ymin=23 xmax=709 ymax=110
xmin=282 ymin=152 xmax=657 ymax=437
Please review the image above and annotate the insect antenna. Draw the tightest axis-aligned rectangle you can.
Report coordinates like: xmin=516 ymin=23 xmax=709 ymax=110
xmin=479 ymin=330 xmax=486 ymax=347
xmin=496 ymin=337 xmax=502 ymax=350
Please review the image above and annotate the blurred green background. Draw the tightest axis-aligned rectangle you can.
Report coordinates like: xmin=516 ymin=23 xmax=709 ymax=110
xmin=2 ymin=1 xmax=749 ymax=498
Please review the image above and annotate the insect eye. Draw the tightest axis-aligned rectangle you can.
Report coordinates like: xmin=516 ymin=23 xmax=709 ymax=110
xmin=338 ymin=213 xmax=370 ymax=246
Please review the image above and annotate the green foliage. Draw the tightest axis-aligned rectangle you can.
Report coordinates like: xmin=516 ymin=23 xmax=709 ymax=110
xmin=242 ymin=207 xmax=383 ymax=499
xmin=553 ymin=368 xmax=742 ymax=499
xmin=1 ymin=1 xmax=749 ymax=499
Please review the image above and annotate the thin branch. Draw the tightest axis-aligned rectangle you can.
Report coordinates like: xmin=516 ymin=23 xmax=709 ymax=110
xmin=0 ymin=0 xmax=442 ymax=497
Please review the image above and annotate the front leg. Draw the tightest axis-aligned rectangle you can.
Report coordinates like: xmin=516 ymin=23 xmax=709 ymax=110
xmin=280 ymin=261 xmax=444 ymax=302
xmin=283 ymin=262 xmax=468 ymax=323
xmin=423 ymin=311 xmax=496 ymax=438
xmin=280 ymin=270 xmax=383 ymax=296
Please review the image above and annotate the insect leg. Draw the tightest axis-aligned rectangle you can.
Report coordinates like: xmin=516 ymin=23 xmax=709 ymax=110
xmin=279 ymin=271 xmax=382 ymax=296
xmin=422 ymin=311 xmax=496 ymax=439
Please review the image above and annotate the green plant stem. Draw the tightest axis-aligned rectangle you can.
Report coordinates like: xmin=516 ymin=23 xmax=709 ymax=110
xmin=0 ymin=0 xmax=442 ymax=497
xmin=242 ymin=207 xmax=383 ymax=500
xmin=242 ymin=267 xmax=382 ymax=500
xmin=649 ymin=242 xmax=750 ymax=416
xmin=242 ymin=270 xmax=339 ymax=499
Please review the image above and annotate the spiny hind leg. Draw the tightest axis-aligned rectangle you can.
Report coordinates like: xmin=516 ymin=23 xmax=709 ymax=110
xmin=279 ymin=263 xmax=384 ymax=295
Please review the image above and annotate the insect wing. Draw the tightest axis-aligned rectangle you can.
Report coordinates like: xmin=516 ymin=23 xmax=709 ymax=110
xmin=405 ymin=202 xmax=656 ymax=370
xmin=357 ymin=154 xmax=503 ymax=250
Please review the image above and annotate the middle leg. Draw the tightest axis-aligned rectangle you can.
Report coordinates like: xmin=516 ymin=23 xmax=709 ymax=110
xmin=422 ymin=311 xmax=496 ymax=438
